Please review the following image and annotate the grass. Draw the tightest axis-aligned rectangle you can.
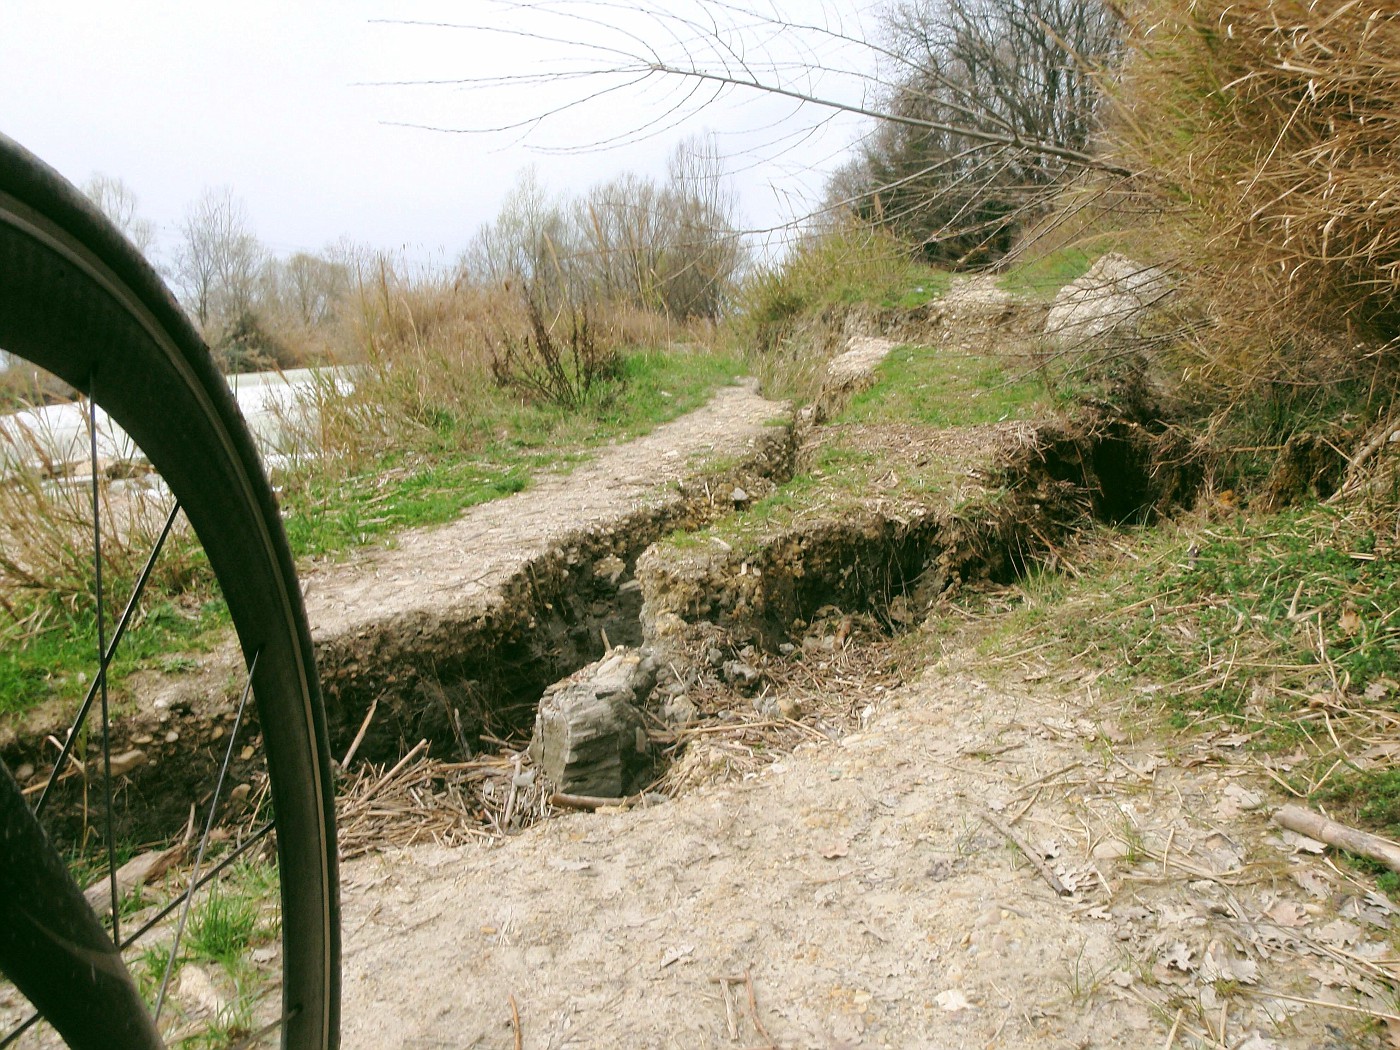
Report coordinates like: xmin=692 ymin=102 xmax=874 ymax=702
xmin=998 ymin=245 xmax=1101 ymax=301
xmin=882 ymin=267 xmax=954 ymax=309
xmin=836 ymin=344 xmax=1050 ymax=428
xmin=659 ymin=337 xmax=1053 ymax=559
xmin=967 ymin=500 xmax=1400 ymax=852
xmin=278 ymin=346 xmax=742 ymax=559
xmin=0 ymin=595 xmax=229 ymax=717
xmin=184 ymin=885 xmax=264 ymax=966
xmin=133 ymin=858 xmax=280 ymax=1048
xmin=0 ymin=342 xmax=740 ymax=720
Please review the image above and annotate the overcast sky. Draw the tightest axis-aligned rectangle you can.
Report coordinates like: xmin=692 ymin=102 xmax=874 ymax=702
xmin=0 ymin=1 xmax=883 ymax=267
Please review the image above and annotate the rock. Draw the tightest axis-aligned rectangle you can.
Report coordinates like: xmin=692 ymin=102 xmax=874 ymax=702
xmin=529 ymin=647 xmax=656 ymax=797
xmin=107 ymin=749 xmax=147 ymax=776
xmin=1092 ymin=839 xmax=1131 ymax=861
xmin=592 ymin=554 xmax=626 ymax=585
xmin=176 ymin=964 xmax=226 ymax=1017
xmin=730 ymin=486 xmax=749 ymax=507
xmin=660 ymin=695 xmax=698 ymax=727
xmin=722 ymin=660 xmax=762 ymax=688
xmin=1044 ymin=252 xmax=1172 ymax=344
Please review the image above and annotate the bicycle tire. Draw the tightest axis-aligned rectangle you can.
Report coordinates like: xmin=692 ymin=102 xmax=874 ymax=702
xmin=0 ymin=133 xmax=339 ymax=1048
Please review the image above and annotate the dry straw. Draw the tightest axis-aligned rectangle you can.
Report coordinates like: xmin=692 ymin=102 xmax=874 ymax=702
xmin=1112 ymin=0 xmax=1400 ymax=382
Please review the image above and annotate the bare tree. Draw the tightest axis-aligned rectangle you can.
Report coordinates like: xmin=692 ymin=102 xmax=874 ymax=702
xmin=263 ymin=251 xmax=351 ymax=328
xmin=81 ymin=174 xmax=157 ymax=254
xmin=850 ymin=0 xmax=1122 ymax=263
xmin=463 ymin=168 xmax=574 ymax=302
xmin=389 ymin=1 xmax=1124 ymax=261
xmin=172 ymin=187 xmax=266 ymax=330
xmin=464 ymin=137 xmax=744 ymax=319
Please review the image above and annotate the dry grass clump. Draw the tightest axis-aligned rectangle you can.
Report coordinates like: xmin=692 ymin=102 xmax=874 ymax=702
xmin=0 ymin=407 xmax=203 ymax=630
xmin=1113 ymin=0 xmax=1400 ymax=384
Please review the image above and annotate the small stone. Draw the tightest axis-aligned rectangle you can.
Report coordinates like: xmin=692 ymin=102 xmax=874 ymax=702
xmin=661 ymin=695 xmax=698 ymax=727
xmin=107 ymin=749 xmax=147 ymax=777
xmin=176 ymin=964 xmax=226 ymax=1016
xmin=722 ymin=660 xmax=761 ymax=687
xmin=165 ymin=731 xmax=179 ymax=743
xmin=730 ymin=486 xmax=749 ymax=505
xmin=229 ymin=783 xmax=252 ymax=804
xmin=13 ymin=763 xmax=34 ymax=783
xmin=1093 ymin=839 xmax=1131 ymax=861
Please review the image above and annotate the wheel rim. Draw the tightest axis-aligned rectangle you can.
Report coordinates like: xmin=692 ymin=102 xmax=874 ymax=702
xmin=0 ymin=133 xmax=338 ymax=1050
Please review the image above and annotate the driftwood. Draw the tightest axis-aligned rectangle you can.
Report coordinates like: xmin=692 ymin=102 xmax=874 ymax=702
xmin=1274 ymin=804 xmax=1400 ymax=874
xmin=84 ymin=843 xmax=187 ymax=917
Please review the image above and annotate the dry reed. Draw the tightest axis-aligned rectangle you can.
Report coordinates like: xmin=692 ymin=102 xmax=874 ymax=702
xmin=1112 ymin=1 xmax=1400 ymax=383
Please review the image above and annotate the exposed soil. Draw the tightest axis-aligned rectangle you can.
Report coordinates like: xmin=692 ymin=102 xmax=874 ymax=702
xmin=339 ymin=659 xmax=1390 ymax=1049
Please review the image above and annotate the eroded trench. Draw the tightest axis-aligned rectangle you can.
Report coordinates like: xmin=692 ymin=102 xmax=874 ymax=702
xmin=6 ymin=406 xmax=1202 ymax=845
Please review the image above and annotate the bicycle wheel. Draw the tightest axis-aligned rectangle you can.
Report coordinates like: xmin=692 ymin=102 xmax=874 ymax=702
xmin=0 ymin=133 xmax=338 ymax=1048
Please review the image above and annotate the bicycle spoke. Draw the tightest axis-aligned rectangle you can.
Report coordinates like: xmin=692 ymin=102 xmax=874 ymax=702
xmin=35 ymin=499 xmax=182 ymax=817
xmin=153 ymin=649 xmax=259 ymax=1023
xmin=119 ymin=820 xmax=274 ymax=950
xmin=88 ymin=387 xmax=122 ymax=947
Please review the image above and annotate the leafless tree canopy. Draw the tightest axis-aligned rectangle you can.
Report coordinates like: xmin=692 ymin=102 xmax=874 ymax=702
xmin=390 ymin=0 xmax=1123 ymax=266
xmin=838 ymin=0 xmax=1122 ymax=265
xmin=464 ymin=137 xmax=744 ymax=320
xmin=81 ymin=174 xmax=157 ymax=255
xmin=172 ymin=187 xmax=266 ymax=330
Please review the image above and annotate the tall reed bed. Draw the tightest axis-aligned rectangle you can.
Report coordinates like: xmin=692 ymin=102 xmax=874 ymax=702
xmin=1112 ymin=1 xmax=1400 ymax=388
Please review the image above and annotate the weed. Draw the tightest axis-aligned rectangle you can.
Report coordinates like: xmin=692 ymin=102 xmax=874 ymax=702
xmin=1065 ymin=942 xmax=1106 ymax=1004
xmin=184 ymin=885 xmax=262 ymax=967
xmin=488 ymin=290 xmax=620 ymax=409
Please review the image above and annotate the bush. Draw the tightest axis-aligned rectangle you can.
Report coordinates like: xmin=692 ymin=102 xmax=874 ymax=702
xmin=732 ymin=223 xmax=913 ymax=355
xmin=488 ymin=289 xmax=621 ymax=409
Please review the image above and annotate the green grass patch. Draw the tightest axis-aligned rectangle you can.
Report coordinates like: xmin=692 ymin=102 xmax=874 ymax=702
xmin=279 ymin=346 xmax=743 ymax=559
xmin=837 ymin=344 xmax=1050 ymax=428
xmin=998 ymin=245 xmax=1101 ymax=301
xmin=0 ymin=595 xmax=229 ymax=717
xmin=882 ymin=267 xmax=954 ymax=309
xmin=185 ymin=885 xmax=263 ymax=966
xmin=971 ymin=501 xmax=1400 ymax=843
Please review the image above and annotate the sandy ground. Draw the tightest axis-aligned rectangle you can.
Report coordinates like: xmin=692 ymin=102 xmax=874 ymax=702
xmin=338 ymin=661 xmax=1389 ymax=1049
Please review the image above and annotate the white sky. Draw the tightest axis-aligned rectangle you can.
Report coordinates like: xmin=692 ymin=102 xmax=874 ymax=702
xmin=0 ymin=1 xmax=885 ymax=268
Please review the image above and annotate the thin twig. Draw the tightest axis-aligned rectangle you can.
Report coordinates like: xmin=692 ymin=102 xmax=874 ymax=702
xmin=979 ymin=806 xmax=1070 ymax=896
xmin=508 ymin=993 xmax=522 ymax=1050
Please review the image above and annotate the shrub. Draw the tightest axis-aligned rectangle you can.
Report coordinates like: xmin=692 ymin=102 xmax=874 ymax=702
xmin=487 ymin=289 xmax=621 ymax=409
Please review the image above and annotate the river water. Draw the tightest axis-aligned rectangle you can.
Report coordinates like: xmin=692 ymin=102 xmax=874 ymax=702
xmin=0 ymin=367 xmax=349 ymax=480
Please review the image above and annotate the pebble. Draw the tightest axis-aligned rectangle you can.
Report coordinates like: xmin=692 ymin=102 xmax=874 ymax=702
xmin=1093 ymin=839 xmax=1131 ymax=861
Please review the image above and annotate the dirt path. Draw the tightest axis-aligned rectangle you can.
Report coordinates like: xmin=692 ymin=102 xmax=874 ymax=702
xmin=302 ymin=380 xmax=787 ymax=641
xmin=339 ymin=658 xmax=1387 ymax=1049
xmin=327 ymin=314 xmax=1393 ymax=1049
